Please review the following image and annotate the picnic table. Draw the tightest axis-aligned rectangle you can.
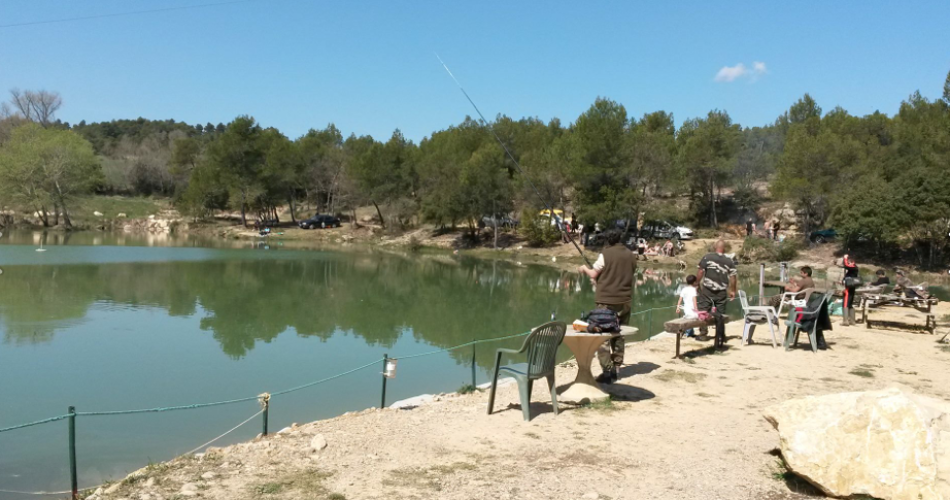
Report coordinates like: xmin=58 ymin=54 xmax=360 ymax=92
xmin=860 ymin=294 xmax=939 ymax=334
xmin=664 ymin=316 xmax=730 ymax=359
xmin=559 ymin=326 xmax=638 ymax=403
xmin=861 ymin=293 xmax=938 ymax=314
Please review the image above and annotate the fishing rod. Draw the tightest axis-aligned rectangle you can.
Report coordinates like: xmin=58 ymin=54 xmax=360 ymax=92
xmin=436 ymin=55 xmax=593 ymax=268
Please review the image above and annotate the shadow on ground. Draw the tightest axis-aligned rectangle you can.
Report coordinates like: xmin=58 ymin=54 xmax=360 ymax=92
xmin=766 ymin=449 xmax=825 ymax=497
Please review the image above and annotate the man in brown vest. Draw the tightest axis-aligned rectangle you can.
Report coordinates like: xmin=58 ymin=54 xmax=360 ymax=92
xmin=578 ymin=229 xmax=637 ymax=383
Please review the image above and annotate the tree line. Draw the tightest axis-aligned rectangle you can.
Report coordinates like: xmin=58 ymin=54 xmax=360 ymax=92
xmin=1 ymin=70 xmax=948 ymax=265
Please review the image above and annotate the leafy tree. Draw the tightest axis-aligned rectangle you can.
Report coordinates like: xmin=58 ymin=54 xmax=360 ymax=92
xmin=628 ymin=111 xmax=677 ymax=201
xmin=676 ymin=110 xmax=741 ymax=227
xmin=830 ymin=176 xmax=904 ymax=249
xmin=567 ymin=98 xmax=638 ymax=224
xmin=204 ymin=116 xmax=265 ymax=227
xmin=259 ymin=128 xmax=302 ymax=222
xmin=0 ymin=124 xmax=100 ymax=227
xmin=348 ymin=129 xmax=416 ymax=228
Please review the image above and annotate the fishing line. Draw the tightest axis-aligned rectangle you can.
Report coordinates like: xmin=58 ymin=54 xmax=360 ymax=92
xmin=436 ymin=54 xmax=592 ymax=268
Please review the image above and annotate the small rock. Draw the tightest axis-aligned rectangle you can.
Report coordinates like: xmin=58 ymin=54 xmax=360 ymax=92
xmin=582 ymin=493 xmax=600 ymax=500
xmin=93 ymin=211 xmax=104 ymax=217
xmin=310 ymin=434 xmax=328 ymax=451
xmin=180 ymin=483 xmax=198 ymax=496
xmin=116 ymin=213 xmax=127 ymax=218
xmin=200 ymin=472 xmax=216 ymax=480
xmin=277 ymin=426 xmax=293 ymax=435
xmin=144 ymin=477 xmax=155 ymax=487
xmin=104 ymin=483 xmax=122 ymax=495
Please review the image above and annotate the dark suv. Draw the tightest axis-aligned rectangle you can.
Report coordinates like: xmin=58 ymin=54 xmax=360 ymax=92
xmin=299 ymin=214 xmax=341 ymax=229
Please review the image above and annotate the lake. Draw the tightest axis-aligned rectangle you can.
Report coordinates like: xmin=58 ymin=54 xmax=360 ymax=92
xmin=0 ymin=231 xmax=709 ymax=495
xmin=9 ymin=231 xmax=938 ymax=495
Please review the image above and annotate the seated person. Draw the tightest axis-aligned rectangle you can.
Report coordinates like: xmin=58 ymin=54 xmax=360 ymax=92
xmin=870 ymin=269 xmax=890 ymax=287
xmin=644 ymin=245 xmax=659 ymax=256
xmin=769 ymin=266 xmax=815 ymax=308
xmin=894 ymin=270 xmax=928 ymax=299
xmin=662 ymin=240 xmax=674 ymax=256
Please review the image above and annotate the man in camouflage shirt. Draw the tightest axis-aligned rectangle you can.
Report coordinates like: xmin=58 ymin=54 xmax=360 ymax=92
xmin=696 ymin=240 xmax=737 ymax=349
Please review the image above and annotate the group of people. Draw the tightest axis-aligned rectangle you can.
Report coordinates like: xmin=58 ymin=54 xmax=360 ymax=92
xmin=635 ymin=239 xmax=677 ymax=260
xmin=745 ymin=218 xmax=782 ymax=241
xmin=578 ymin=232 xmax=736 ymax=383
xmin=576 ymin=228 xmax=937 ymax=385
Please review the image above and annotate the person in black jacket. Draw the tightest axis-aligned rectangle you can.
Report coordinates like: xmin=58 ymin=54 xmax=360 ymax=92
xmin=837 ymin=254 xmax=860 ymax=326
xmin=870 ymin=269 xmax=890 ymax=287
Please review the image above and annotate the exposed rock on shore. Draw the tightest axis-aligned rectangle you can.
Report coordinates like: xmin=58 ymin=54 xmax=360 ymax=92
xmin=764 ymin=386 xmax=950 ymax=500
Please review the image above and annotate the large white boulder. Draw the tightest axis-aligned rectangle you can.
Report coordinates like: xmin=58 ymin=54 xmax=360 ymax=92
xmin=764 ymin=386 xmax=950 ymax=500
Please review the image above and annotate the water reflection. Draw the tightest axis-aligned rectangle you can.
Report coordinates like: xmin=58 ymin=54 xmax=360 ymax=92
xmin=0 ymin=249 xmax=598 ymax=362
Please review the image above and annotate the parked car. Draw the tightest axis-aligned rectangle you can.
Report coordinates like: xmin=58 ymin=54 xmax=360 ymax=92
xmin=480 ymin=215 xmax=519 ymax=229
xmin=584 ymin=230 xmax=638 ymax=250
xmin=809 ymin=228 xmax=870 ymax=244
xmin=640 ymin=221 xmax=693 ymax=240
xmin=809 ymin=228 xmax=838 ymax=244
xmin=299 ymin=214 xmax=341 ymax=229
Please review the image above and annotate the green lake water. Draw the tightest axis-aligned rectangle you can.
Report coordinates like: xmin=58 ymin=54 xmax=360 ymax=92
xmin=5 ymin=230 xmax=939 ymax=495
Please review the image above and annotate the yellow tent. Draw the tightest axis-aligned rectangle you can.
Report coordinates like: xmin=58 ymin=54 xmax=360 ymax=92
xmin=538 ymin=209 xmax=564 ymax=217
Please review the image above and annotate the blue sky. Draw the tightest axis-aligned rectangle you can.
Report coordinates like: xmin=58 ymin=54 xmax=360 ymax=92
xmin=1 ymin=0 xmax=948 ymax=142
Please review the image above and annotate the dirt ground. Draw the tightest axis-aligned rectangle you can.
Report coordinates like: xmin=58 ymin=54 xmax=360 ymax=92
xmin=89 ymin=302 xmax=950 ymax=500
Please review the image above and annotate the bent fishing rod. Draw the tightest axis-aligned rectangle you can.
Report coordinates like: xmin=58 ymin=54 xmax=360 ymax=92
xmin=436 ymin=55 xmax=593 ymax=268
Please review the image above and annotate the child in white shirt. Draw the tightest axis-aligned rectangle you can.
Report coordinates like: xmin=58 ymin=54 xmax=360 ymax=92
xmin=676 ymin=275 xmax=699 ymax=337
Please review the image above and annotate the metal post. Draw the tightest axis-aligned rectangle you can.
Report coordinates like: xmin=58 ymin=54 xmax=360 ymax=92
xmin=470 ymin=340 xmax=476 ymax=388
xmin=380 ymin=354 xmax=388 ymax=409
xmin=260 ymin=395 xmax=270 ymax=437
xmin=68 ymin=406 xmax=77 ymax=500
xmin=759 ymin=264 xmax=766 ymax=306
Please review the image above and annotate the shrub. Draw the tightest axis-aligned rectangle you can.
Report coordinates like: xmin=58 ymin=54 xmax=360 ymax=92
xmin=519 ymin=209 xmax=561 ymax=247
xmin=738 ymin=237 xmax=803 ymax=263
xmin=407 ymin=235 xmax=422 ymax=253
xmin=776 ymin=238 xmax=803 ymax=262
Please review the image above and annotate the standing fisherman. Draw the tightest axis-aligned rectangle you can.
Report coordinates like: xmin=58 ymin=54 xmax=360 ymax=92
xmin=578 ymin=230 xmax=637 ymax=384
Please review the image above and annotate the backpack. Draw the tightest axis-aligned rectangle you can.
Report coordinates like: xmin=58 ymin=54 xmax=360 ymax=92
xmin=585 ymin=307 xmax=621 ymax=333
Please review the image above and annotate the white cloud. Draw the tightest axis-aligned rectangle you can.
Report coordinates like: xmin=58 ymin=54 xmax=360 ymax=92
xmin=714 ymin=61 xmax=768 ymax=83
xmin=715 ymin=63 xmax=748 ymax=82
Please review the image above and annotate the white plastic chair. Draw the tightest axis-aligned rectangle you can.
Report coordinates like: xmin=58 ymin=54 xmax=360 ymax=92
xmin=775 ymin=289 xmax=810 ymax=318
xmin=739 ymin=290 xmax=779 ymax=348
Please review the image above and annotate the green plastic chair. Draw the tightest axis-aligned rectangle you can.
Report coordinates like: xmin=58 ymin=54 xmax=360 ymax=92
xmin=487 ymin=321 xmax=567 ymax=421
xmin=784 ymin=292 xmax=828 ymax=353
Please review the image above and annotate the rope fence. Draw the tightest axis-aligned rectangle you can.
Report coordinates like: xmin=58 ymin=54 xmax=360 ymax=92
xmin=0 ymin=294 xmax=771 ymax=498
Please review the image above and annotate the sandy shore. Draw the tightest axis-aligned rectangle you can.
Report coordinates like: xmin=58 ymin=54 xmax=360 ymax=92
xmin=88 ymin=301 xmax=950 ymax=500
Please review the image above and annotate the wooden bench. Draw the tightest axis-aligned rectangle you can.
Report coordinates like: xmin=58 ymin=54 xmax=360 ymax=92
xmin=664 ymin=315 xmax=730 ymax=359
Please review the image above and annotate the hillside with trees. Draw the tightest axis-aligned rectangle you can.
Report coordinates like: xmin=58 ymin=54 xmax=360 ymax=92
xmin=1 ymin=68 xmax=948 ymax=267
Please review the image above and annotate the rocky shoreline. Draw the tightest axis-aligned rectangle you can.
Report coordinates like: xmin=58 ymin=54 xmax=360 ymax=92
xmin=77 ymin=309 xmax=950 ymax=500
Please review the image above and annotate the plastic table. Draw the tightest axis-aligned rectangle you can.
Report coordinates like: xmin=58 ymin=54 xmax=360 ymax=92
xmin=558 ymin=326 xmax=638 ymax=403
